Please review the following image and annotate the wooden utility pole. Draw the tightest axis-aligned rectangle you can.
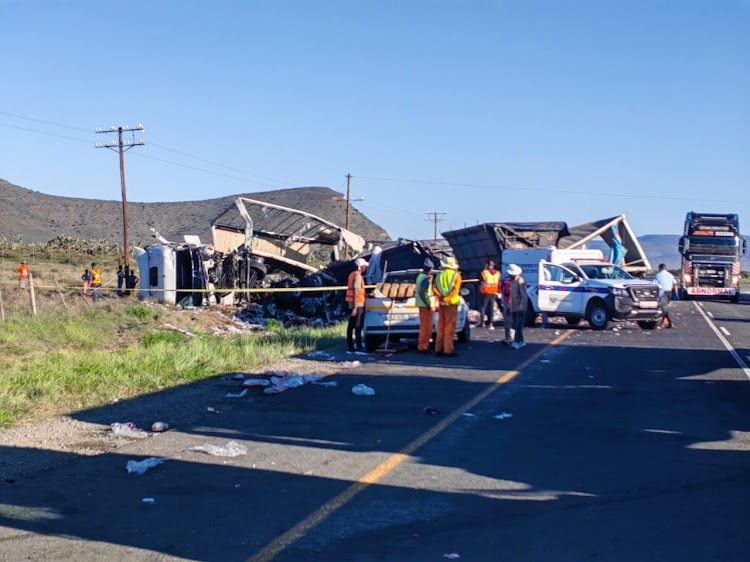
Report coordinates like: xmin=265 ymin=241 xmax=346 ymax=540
xmin=96 ymin=124 xmax=145 ymax=277
xmin=333 ymin=173 xmax=364 ymax=259
xmin=425 ymin=211 xmax=447 ymax=240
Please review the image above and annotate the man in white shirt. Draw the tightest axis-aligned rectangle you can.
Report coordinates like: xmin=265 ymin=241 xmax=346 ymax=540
xmin=653 ymin=263 xmax=677 ymax=329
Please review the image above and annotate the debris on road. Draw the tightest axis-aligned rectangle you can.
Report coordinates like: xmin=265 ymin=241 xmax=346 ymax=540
xmin=207 ymin=406 xmax=221 ymax=414
xmin=462 ymin=413 xmax=476 ymax=417
xmin=444 ymin=554 xmax=461 ymax=560
xmin=142 ymin=497 xmax=156 ymax=503
xmin=494 ymin=413 xmax=513 ymax=420
xmin=263 ymin=372 xmax=326 ymax=394
xmin=340 ymin=360 xmax=361 ymax=369
xmin=189 ymin=440 xmax=248 ymax=457
xmin=225 ymin=389 xmax=249 ymax=398
xmin=111 ymin=422 xmax=149 ymax=439
xmin=423 ymin=407 xmax=440 ymax=415
xmin=151 ymin=421 xmax=169 ymax=432
xmin=242 ymin=378 xmax=271 ymax=388
xmin=126 ymin=457 xmax=164 ymax=474
xmin=352 ymin=383 xmax=375 ymax=396
xmin=313 ymin=381 xmax=338 ymax=387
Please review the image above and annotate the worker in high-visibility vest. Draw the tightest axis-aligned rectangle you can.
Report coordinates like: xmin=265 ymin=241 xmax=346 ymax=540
xmin=479 ymin=260 xmax=501 ymax=330
xmin=415 ymin=258 xmax=435 ymax=354
xmin=90 ymin=262 xmax=102 ymax=302
xmin=433 ymin=256 xmax=462 ymax=357
xmin=346 ymin=258 xmax=369 ymax=352
xmin=15 ymin=260 xmax=29 ymax=289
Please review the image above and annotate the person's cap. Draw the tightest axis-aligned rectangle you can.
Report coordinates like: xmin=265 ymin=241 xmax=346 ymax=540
xmin=354 ymin=258 xmax=369 ymax=267
xmin=507 ymin=263 xmax=522 ymax=276
xmin=440 ymin=257 xmax=459 ymax=270
xmin=21 ymin=260 xmax=27 ymax=264
xmin=423 ymin=258 xmax=435 ymax=269
xmin=91 ymin=262 xmax=96 ymax=266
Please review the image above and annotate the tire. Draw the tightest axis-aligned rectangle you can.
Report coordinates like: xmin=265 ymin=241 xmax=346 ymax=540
xmin=730 ymin=292 xmax=740 ymax=303
xmin=637 ymin=320 xmax=658 ymax=330
xmin=586 ymin=301 xmax=610 ymax=330
xmin=457 ymin=321 xmax=470 ymax=343
xmin=364 ymin=334 xmax=381 ymax=352
xmin=680 ymin=288 xmax=691 ymax=301
xmin=565 ymin=317 xmax=582 ymax=326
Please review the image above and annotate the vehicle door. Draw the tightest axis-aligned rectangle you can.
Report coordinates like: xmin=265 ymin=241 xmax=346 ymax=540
xmin=537 ymin=261 xmax=582 ymax=314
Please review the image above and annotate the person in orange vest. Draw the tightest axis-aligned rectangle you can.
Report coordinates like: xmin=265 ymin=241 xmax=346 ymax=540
xmin=90 ymin=262 xmax=102 ymax=302
xmin=15 ymin=260 xmax=29 ymax=289
xmin=433 ymin=257 xmax=462 ymax=357
xmin=479 ymin=260 xmax=501 ymax=330
xmin=346 ymin=258 xmax=369 ymax=352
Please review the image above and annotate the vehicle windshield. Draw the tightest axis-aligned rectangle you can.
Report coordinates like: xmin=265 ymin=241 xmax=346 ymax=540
xmin=688 ymin=235 xmax=738 ymax=247
xmin=578 ymin=264 xmax=633 ymax=280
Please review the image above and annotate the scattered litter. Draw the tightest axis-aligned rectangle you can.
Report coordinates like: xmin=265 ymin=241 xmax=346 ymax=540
xmin=494 ymin=413 xmax=513 ymax=420
xmin=163 ymin=323 xmax=196 ymax=337
xmin=423 ymin=407 xmax=440 ymax=415
xmin=111 ymin=422 xmax=149 ymax=439
xmin=142 ymin=497 xmax=156 ymax=503
xmin=225 ymin=390 xmax=249 ymax=398
xmin=313 ymin=381 xmax=338 ymax=387
xmin=126 ymin=457 xmax=164 ymax=474
xmin=444 ymin=554 xmax=461 ymax=560
xmin=264 ymin=372 xmax=325 ymax=394
xmin=189 ymin=440 xmax=248 ymax=457
xmin=352 ymin=384 xmax=375 ymax=396
xmin=243 ymin=378 xmax=271 ymax=388
xmin=588 ymin=375 xmax=594 ymax=379
xmin=207 ymin=407 xmax=221 ymax=414
xmin=385 ymin=353 xmax=395 ymax=358
xmin=308 ymin=350 xmax=332 ymax=358
xmin=540 ymin=359 xmax=551 ymax=363
xmin=554 ymin=330 xmax=561 ymax=335
xmin=462 ymin=413 xmax=476 ymax=417
xmin=232 ymin=373 xmax=245 ymax=380
xmin=340 ymin=361 xmax=361 ymax=369
xmin=151 ymin=421 xmax=169 ymax=432
xmin=354 ymin=351 xmax=370 ymax=356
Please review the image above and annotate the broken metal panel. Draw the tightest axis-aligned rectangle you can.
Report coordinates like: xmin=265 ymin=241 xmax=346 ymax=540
xmin=559 ymin=215 xmax=652 ymax=273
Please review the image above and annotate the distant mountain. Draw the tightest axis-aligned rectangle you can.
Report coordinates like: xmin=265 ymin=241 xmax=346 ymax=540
xmin=0 ymin=179 xmax=391 ymax=246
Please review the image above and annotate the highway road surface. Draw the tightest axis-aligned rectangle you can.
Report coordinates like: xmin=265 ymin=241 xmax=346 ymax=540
xmin=1 ymin=295 xmax=749 ymax=561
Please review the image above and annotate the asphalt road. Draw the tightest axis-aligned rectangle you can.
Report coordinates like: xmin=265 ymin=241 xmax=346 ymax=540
xmin=1 ymin=295 xmax=749 ymax=561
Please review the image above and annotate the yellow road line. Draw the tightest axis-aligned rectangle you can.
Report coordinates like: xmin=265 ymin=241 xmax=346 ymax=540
xmin=248 ymin=329 xmax=574 ymax=562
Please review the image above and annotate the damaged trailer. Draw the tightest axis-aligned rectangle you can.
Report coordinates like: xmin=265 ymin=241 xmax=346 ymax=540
xmin=135 ymin=197 xmax=366 ymax=308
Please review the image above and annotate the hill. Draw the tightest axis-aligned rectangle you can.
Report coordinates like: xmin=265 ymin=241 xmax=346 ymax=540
xmin=0 ymin=179 xmax=390 ymax=246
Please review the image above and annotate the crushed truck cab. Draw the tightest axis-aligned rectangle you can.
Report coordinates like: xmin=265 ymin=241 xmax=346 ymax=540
xmin=362 ymin=269 xmax=470 ymax=351
xmin=503 ymin=249 xmax=664 ymax=330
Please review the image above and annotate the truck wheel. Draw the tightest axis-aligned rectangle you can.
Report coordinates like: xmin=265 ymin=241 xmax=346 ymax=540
xmin=457 ymin=321 xmax=470 ymax=343
xmin=364 ymin=334 xmax=381 ymax=352
xmin=637 ymin=320 xmax=658 ymax=330
xmin=586 ymin=301 xmax=610 ymax=330
xmin=565 ymin=318 xmax=582 ymax=326
xmin=730 ymin=292 xmax=740 ymax=303
xmin=680 ymin=288 xmax=690 ymax=301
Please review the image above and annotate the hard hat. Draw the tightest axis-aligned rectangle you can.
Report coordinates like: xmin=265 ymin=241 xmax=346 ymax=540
xmin=507 ymin=264 xmax=522 ymax=276
xmin=423 ymin=258 xmax=435 ymax=269
xmin=440 ymin=257 xmax=459 ymax=270
xmin=354 ymin=258 xmax=369 ymax=267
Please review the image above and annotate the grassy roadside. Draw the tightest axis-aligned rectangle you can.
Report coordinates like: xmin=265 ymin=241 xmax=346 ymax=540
xmin=0 ymin=257 xmax=345 ymax=429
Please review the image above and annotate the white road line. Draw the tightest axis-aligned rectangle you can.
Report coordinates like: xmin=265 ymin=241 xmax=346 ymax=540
xmin=699 ymin=302 xmax=705 ymax=307
xmin=694 ymin=302 xmax=750 ymax=380
xmin=707 ymin=311 xmax=714 ymax=318
xmin=720 ymin=326 xmax=731 ymax=337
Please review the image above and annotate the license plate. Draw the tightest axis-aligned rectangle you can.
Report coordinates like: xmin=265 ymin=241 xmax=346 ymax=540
xmin=639 ymin=301 xmax=658 ymax=309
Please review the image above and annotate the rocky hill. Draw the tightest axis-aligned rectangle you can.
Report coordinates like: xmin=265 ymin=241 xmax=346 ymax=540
xmin=0 ymin=179 xmax=391 ymax=246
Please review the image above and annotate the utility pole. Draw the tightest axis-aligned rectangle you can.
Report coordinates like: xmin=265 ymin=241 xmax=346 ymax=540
xmin=425 ymin=211 xmax=447 ymax=240
xmin=333 ymin=173 xmax=364 ymax=259
xmin=95 ymin=124 xmax=145 ymax=277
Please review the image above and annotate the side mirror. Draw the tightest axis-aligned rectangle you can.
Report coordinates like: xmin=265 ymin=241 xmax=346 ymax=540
xmin=678 ymin=236 xmax=686 ymax=254
xmin=459 ymin=288 xmax=470 ymax=297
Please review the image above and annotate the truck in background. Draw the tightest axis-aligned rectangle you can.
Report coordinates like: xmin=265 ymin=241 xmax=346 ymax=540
xmin=502 ymin=248 xmax=664 ymax=330
xmin=678 ymin=212 xmax=746 ymax=303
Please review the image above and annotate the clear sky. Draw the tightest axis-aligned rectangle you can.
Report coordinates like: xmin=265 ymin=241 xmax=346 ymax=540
xmin=1 ymin=0 xmax=748 ymax=241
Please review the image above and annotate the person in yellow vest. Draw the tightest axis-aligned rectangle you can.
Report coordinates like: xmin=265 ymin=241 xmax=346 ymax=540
xmin=415 ymin=258 xmax=435 ymax=354
xmin=433 ymin=256 xmax=462 ymax=357
xmin=346 ymin=258 xmax=368 ymax=352
xmin=480 ymin=260 xmax=501 ymax=329
xmin=15 ymin=260 xmax=29 ymax=289
xmin=90 ymin=262 xmax=102 ymax=302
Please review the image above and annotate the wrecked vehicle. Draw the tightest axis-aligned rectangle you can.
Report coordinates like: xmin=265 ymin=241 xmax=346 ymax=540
xmin=135 ymin=197 xmax=366 ymax=317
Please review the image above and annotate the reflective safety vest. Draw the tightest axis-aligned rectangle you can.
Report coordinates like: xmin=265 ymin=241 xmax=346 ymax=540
xmin=345 ymin=271 xmax=365 ymax=306
xmin=435 ymin=270 xmax=460 ymax=306
xmin=16 ymin=265 xmax=29 ymax=280
xmin=414 ymin=272 xmax=434 ymax=308
xmin=480 ymin=269 xmax=500 ymax=294
xmin=91 ymin=268 xmax=102 ymax=286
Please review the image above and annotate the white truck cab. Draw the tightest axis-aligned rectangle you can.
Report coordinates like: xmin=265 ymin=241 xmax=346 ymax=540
xmin=502 ymin=248 xmax=664 ymax=330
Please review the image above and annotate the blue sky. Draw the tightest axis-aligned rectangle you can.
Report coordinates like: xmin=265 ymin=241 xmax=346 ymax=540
xmin=1 ymin=0 xmax=748 ymax=241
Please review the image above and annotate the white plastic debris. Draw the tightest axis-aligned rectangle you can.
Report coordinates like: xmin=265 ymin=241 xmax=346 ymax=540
xmin=352 ymin=384 xmax=375 ymax=396
xmin=444 ymin=554 xmax=461 ymax=560
xmin=111 ymin=422 xmax=149 ymax=439
xmin=308 ymin=350 xmax=332 ymax=358
xmin=189 ymin=440 xmax=248 ymax=457
xmin=142 ymin=498 xmax=156 ymax=503
xmin=494 ymin=413 xmax=513 ymax=420
xmin=341 ymin=360 xmax=362 ymax=369
xmin=540 ymin=359 xmax=551 ymax=363
xmin=126 ymin=457 xmax=164 ymax=474
xmin=242 ymin=378 xmax=271 ymax=388
xmin=462 ymin=413 xmax=476 ymax=417
xmin=263 ymin=372 xmax=325 ymax=394
xmin=225 ymin=389 xmax=248 ymax=398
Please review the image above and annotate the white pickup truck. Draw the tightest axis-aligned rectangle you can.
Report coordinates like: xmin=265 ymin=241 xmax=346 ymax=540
xmin=503 ymin=249 xmax=665 ymax=330
xmin=362 ymin=269 xmax=470 ymax=351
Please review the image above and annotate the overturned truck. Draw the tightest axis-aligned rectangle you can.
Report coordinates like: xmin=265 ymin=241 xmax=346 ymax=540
xmin=135 ymin=197 xmax=366 ymax=310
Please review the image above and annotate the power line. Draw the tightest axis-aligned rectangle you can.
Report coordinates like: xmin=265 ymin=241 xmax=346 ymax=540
xmin=0 ymin=122 xmax=90 ymax=144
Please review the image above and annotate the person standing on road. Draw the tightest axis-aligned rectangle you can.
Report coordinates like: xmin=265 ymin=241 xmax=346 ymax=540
xmin=506 ymin=264 xmax=528 ymax=349
xmin=116 ymin=265 xmax=126 ymax=296
xmin=501 ymin=275 xmax=515 ymax=345
xmin=90 ymin=262 xmax=102 ymax=302
xmin=15 ymin=260 xmax=29 ymax=289
xmin=81 ymin=269 xmax=93 ymax=295
xmin=415 ymin=258 xmax=435 ymax=354
xmin=346 ymin=258 xmax=368 ymax=352
xmin=433 ymin=257 xmax=462 ymax=358
xmin=653 ymin=263 xmax=677 ymax=329
xmin=480 ymin=260 xmax=501 ymax=330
